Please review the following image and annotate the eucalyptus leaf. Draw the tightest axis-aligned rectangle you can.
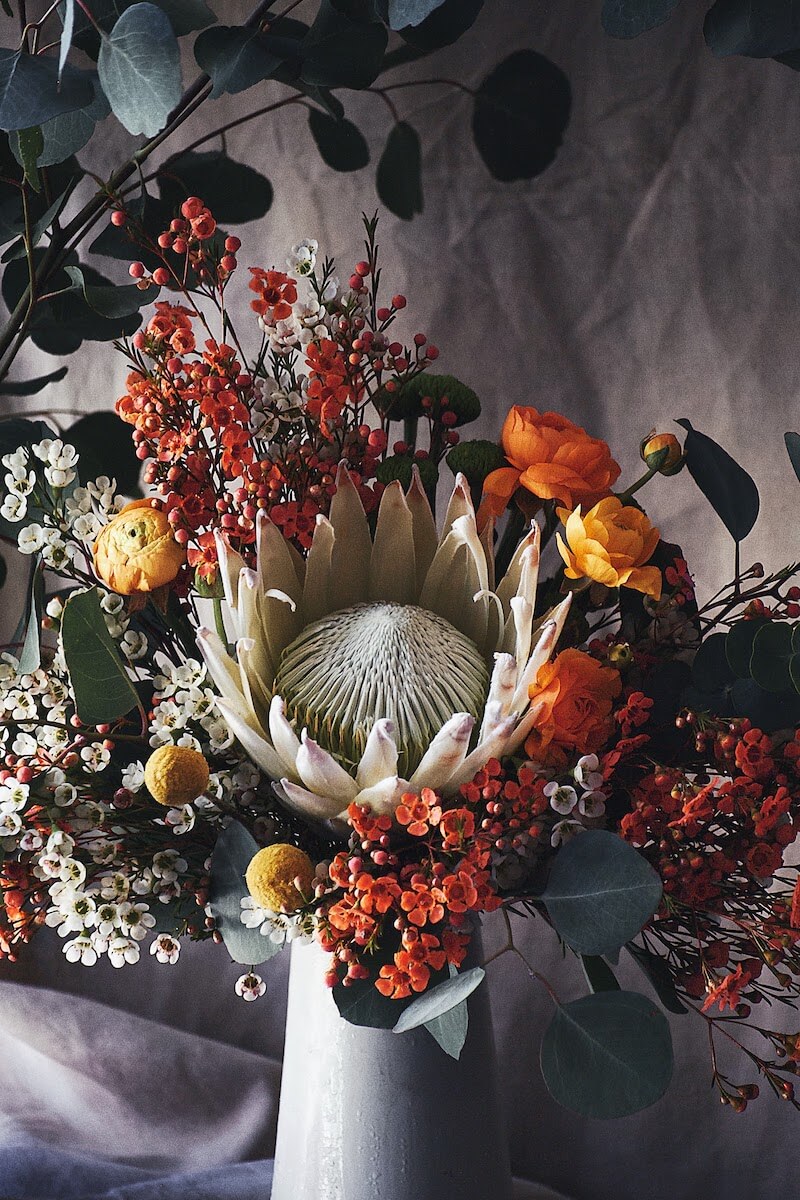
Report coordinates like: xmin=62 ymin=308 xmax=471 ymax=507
xmin=308 ymin=109 xmax=370 ymax=171
xmin=16 ymin=560 xmax=43 ymax=673
xmin=424 ymin=993 xmax=468 ymax=1059
xmin=725 ymin=618 xmax=764 ymax=678
xmin=63 ymin=265 xmax=159 ymax=317
xmin=302 ymin=0 xmax=388 ymax=89
xmin=626 ymin=942 xmax=688 ymax=1015
xmin=691 ymin=631 xmax=733 ymax=691
xmin=387 ymin=0 xmax=446 ymax=28
xmin=34 ymin=86 xmax=111 ymax=167
xmin=750 ymin=621 xmax=794 ymax=693
xmin=398 ymin=0 xmax=482 ymax=49
xmin=675 ymin=418 xmax=759 ymax=543
xmin=393 ymin=967 xmax=485 ymax=1033
xmin=209 ymin=820 xmax=282 ymax=966
xmin=705 ymin=0 xmax=800 ymax=57
xmin=540 ymin=991 xmax=674 ymax=1118
xmin=98 ymin=4 xmax=182 ymax=137
xmin=0 ymin=51 xmax=94 ymax=131
xmin=581 ymin=955 xmax=620 ymax=993
xmin=542 ymin=830 xmax=663 ymax=956
xmin=60 ymin=587 xmax=139 ymax=725
xmin=17 ymin=127 xmax=42 ymax=190
xmin=60 ymin=0 xmax=76 ymax=80
xmin=376 ymin=121 xmax=423 ymax=220
xmin=194 ymin=26 xmax=283 ymax=98
xmin=601 ymin=0 xmax=681 ymax=38
xmin=472 ymin=50 xmax=571 ymax=182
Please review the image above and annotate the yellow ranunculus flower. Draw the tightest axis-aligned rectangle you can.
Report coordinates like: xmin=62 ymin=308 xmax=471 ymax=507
xmin=246 ymin=844 xmax=315 ymax=914
xmin=93 ymin=499 xmax=185 ymax=595
xmin=556 ymin=496 xmax=662 ymax=599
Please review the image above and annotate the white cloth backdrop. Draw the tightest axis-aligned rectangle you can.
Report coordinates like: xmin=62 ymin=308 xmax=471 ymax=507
xmin=2 ymin=0 xmax=800 ymax=1194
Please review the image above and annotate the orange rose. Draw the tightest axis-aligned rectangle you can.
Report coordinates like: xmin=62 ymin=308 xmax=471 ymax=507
xmin=556 ymin=496 xmax=662 ymax=600
xmin=93 ymin=499 xmax=185 ymax=595
xmin=481 ymin=407 xmax=621 ymax=516
xmin=525 ymin=648 xmax=622 ymax=766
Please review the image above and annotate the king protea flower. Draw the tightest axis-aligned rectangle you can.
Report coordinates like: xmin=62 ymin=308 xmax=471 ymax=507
xmin=198 ymin=467 xmax=570 ymax=825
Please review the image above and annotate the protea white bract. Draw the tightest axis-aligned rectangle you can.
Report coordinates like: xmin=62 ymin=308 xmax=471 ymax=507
xmin=198 ymin=466 xmax=570 ymax=824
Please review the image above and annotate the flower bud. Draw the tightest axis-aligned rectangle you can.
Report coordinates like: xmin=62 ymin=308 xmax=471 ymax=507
xmin=640 ymin=431 xmax=685 ymax=475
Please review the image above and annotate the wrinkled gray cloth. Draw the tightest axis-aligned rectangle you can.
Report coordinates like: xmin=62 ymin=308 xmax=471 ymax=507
xmin=4 ymin=0 xmax=800 ymax=1195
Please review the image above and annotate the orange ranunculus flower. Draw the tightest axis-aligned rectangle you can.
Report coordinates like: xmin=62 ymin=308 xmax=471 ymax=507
xmin=525 ymin=648 xmax=622 ymax=766
xmin=555 ymin=496 xmax=662 ymax=600
xmin=481 ymin=407 xmax=621 ymax=517
xmin=93 ymin=500 xmax=185 ymax=595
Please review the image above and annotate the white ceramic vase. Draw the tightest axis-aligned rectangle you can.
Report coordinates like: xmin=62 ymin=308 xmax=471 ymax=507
xmin=271 ymin=928 xmax=513 ymax=1200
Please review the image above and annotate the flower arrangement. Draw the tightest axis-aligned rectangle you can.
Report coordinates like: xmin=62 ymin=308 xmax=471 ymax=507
xmin=4 ymin=204 xmax=800 ymax=1120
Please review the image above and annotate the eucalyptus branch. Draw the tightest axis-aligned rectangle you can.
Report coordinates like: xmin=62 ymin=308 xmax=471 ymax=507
xmin=0 ymin=0 xmax=278 ymax=384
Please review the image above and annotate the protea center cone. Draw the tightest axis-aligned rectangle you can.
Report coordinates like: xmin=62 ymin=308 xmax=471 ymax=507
xmin=198 ymin=465 xmax=570 ymax=825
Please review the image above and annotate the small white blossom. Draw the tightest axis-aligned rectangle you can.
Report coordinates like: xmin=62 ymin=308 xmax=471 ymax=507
xmin=108 ymin=935 xmax=141 ymax=968
xmin=574 ymin=754 xmax=604 ymax=792
xmin=235 ymin=971 xmax=267 ymax=1001
xmin=165 ymin=803 xmax=195 ymax=835
xmin=543 ymin=782 xmax=578 ymax=816
xmin=550 ymin=820 xmax=585 ymax=848
xmin=1 ymin=494 xmax=27 ymax=522
xmin=149 ymin=934 xmax=181 ymax=964
xmin=121 ymin=761 xmax=145 ymax=793
xmin=63 ymin=935 xmax=98 ymax=966
xmin=17 ymin=523 xmax=45 ymax=554
xmin=287 ymin=238 xmax=318 ymax=276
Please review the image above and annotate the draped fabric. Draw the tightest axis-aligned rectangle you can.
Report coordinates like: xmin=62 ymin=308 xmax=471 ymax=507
xmin=3 ymin=0 xmax=800 ymax=1195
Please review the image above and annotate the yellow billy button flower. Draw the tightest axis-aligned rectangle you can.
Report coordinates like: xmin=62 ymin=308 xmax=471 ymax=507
xmin=93 ymin=499 xmax=185 ymax=595
xmin=640 ymin=431 xmax=684 ymax=476
xmin=144 ymin=745 xmax=210 ymax=807
xmin=556 ymin=496 xmax=662 ymax=600
xmin=245 ymin=844 xmax=315 ymax=914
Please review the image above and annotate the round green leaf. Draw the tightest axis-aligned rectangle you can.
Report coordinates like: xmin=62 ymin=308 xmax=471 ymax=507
xmin=601 ymin=0 xmax=681 ymax=38
xmin=194 ymin=26 xmax=283 ymax=99
xmin=704 ymin=0 xmax=800 ymax=57
xmin=98 ymin=3 xmax=182 ymax=137
xmin=676 ymin=418 xmax=759 ymax=543
xmin=393 ymin=966 xmax=485 ymax=1033
xmin=209 ymin=820 xmax=283 ymax=966
xmin=387 ymin=0 xmax=447 ymax=28
xmin=376 ymin=121 xmax=423 ymax=220
xmin=542 ymin=830 xmax=663 ymax=956
xmin=691 ymin=631 xmax=734 ymax=691
xmin=398 ymin=0 xmax=482 ymax=49
xmin=750 ymin=621 xmax=794 ymax=693
xmin=302 ymin=0 xmax=388 ymax=89
xmin=540 ymin=991 xmax=673 ymax=1118
xmin=472 ymin=50 xmax=571 ymax=183
xmin=60 ymin=587 xmax=139 ymax=725
xmin=0 ymin=50 xmax=94 ymax=131
xmin=308 ymin=109 xmax=369 ymax=172
xmin=725 ymin=618 xmax=765 ymax=678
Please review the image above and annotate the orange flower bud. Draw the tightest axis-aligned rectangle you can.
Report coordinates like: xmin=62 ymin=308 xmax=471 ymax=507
xmin=640 ymin=431 xmax=684 ymax=475
xmin=93 ymin=499 xmax=185 ymax=595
